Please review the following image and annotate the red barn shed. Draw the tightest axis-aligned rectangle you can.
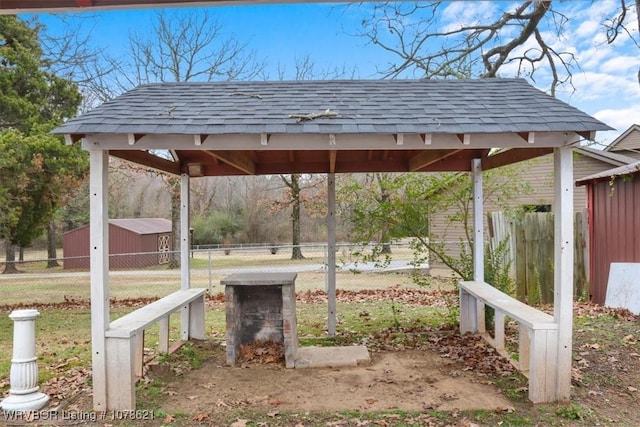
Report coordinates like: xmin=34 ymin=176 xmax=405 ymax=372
xmin=576 ymin=161 xmax=640 ymax=304
xmin=63 ymin=218 xmax=173 ymax=270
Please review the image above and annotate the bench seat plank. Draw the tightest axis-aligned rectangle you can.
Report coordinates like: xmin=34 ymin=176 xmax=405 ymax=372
xmin=106 ymin=288 xmax=206 ymax=338
xmin=460 ymin=281 xmax=556 ymax=330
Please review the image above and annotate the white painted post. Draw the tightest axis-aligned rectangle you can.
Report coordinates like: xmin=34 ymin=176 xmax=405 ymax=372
xmin=0 ymin=310 xmax=49 ymax=412
xmin=180 ymin=173 xmax=191 ymax=340
xmin=553 ymin=145 xmax=574 ymax=401
xmin=327 ymin=173 xmax=337 ymax=337
xmin=89 ymin=149 xmax=109 ymax=411
xmin=472 ymin=159 xmax=484 ymax=332
xmin=472 ymin=158 xmax=484 ymax=281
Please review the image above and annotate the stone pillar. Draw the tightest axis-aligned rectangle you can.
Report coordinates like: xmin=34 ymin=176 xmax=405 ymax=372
xmin=0 ymin=309 xmax=49 ymax=412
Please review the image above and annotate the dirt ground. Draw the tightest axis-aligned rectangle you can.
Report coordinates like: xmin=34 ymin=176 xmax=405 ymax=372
xmin=159 ymin=345 xmax=512 ymax=415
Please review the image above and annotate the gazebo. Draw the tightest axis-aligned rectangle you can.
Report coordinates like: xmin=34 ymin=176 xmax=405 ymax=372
xmin=50 ymin=78 xmax=611 ymax=410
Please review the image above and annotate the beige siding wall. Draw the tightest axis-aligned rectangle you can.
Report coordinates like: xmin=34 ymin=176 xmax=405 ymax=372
xmin=429 ymin=151 xmax=620 ymax=267
xmin=610 ymin=128 xmax=640 ymax=153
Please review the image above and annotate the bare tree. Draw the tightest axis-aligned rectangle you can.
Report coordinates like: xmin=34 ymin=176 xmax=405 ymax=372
xmin=116 ymin=10 xmax=264 ymax=89
xmin=111 ymin=10 xmax=265 ymax=266
xmin=604 ymin=0 xmax=640 ymax=83
xmin=357 ymin=0 xmax=640 ymax=92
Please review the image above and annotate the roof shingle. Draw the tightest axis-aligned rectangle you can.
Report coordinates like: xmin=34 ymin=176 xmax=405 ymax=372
xmin=54 ymin=79 xmax=611 ymax=136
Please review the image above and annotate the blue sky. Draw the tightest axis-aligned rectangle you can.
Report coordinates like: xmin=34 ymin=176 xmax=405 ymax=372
xmin=29 ymin=1 xmax=639 ymax=145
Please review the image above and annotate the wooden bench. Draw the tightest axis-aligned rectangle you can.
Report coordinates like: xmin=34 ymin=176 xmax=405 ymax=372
xmin=104 ymin=288 xmax=207 ymax=410
xmin=459 ymin=281 xmax=558 ymax=403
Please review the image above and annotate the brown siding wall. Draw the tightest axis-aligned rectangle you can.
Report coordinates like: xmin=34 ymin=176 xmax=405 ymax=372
xmin=589 ymin=173 xmax=640 ymax=304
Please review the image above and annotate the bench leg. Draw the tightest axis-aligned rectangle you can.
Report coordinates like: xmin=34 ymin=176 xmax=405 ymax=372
xmin=459 ymin=288 xmax=478 ymax=333
xmin=189 ymin=296 xmax=206 ymax=340
xmin=519 ymin=323 xmax=530 ymax=373
xmin=494 ymin=311 xmax=505 ymax=352
xmin=134 ymin=331 xmax=144 ymax=378
xmin=105 ymin=337 xmax=136 ymax=410
xmin=159 ymin=317 xmax=170 ymax=354
xmin=527 ymin=328 xmax=558 ymax=403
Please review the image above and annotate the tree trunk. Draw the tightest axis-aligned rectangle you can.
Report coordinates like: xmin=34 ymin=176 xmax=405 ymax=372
xmin=169 ymin=177 xmax=181 ymax=269
xmin=376 ymin=173 xmax=392 ymax=254
xmin=290 ymin=174 xmax=305 ymax=260
xmin=3 ymin=243 xmax=19 ymax=274
xmin=47 ymin=220 xmax=60 ymax=268
xmin=19 ymin=246 xmax=24 ymax=262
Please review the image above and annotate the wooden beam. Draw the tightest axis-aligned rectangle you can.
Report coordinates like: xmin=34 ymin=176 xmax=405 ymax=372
xmin=193 ymin=134 xmax=208 ymax=146
xmin=64 ymin=134 xmax=85 ymax=145
xmin=203 ymin=150 xmax=255 ymax=175
xmin=457 ymin=134 xmax=471 ymax=145
xmin=394 ymin=133 xmax=404 ymax=145
xmin=329 ymin=150 xmax=337 ymax=173
xmin=421 ymin=133 xmax=432 ymax=145
xmin=577 ymin=130 xmax=596 ymax=141
xmin=127 ymin=133 xmax=145 ymax=145
xmin=288 ymin=150 xmax=295 ymax=163
xmin=260 ymin=133 xmax=270 ymax=146
xmin=110 ymin=150 xmax=181 ymax=175
xmin=481 ymin=147 xmax=553 ymax=171
xmin=75 ymin=0 xmax=93 ymax=6
xmin=409 ymin=149 xmax=463 ymax=172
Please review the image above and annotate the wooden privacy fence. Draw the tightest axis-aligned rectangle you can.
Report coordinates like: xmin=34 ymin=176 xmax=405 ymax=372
xmin=487 ymin=211 xmax=588 ymax=304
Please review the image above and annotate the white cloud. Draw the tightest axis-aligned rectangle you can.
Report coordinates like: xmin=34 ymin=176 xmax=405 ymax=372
xmin=593 ymin=106 xmax=640 ymax=144
xmin=599 ymin=55 xmax=640 ymax=74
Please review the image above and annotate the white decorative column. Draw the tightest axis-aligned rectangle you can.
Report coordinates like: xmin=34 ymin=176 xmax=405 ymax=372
xmin=0 ymin=309 xmax=49 ymax=412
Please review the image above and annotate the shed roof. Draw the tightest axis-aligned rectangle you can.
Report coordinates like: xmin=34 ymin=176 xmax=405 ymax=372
xmin=54 ymin=78 xmax=612 ymax=177
xmin=110 ymin=218 xmax=172 ymax=234
xmin=576 ymin=161 xmax=640 ymax=186
xmin=64 ymin=218 xmax=172 ymax=235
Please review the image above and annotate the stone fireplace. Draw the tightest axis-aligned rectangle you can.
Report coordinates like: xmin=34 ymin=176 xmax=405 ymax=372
xmin=222 ymin=272 xmax=298 ymax=368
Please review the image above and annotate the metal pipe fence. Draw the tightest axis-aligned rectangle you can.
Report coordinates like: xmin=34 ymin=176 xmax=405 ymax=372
xmin=0 ymin=242 xmax=430 ymax=307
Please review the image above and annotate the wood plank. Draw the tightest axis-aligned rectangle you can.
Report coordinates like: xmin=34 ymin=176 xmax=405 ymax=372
xmin=459 ymin=281 xmax=556 ymax=329
xmin=408 ymin=149 xmax=462 ymax=171
xmin=204 ymin=150 xmax=255 ymax=175
xmin=106 ymin=289 xmax=206 ymax=338
xmin=110 ymin=150 xmax=181 ymax=175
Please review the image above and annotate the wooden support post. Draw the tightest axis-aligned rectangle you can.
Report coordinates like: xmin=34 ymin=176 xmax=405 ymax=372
xmin=180 ymin=173 xmax=191 ymax=341
xmin=89 ymin=149 xmax=109 ymax=411
xmin=472 ymin=158 xmax=484 ymax=281
xmin=553 ymin=146 xmax=574 ymax=401
xmin=327 ymin=173 xmax=337 ymax=337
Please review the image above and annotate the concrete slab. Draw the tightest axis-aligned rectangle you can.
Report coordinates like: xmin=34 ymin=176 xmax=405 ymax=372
xmin=606 ymin=263 xmax=640 ymax=314
xmin=294 ymin=346 xmax=370 ymax=368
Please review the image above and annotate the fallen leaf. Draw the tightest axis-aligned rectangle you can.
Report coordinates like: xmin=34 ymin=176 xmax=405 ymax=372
xmin=366 ymin=397 xmax=378 ymax=405
xmin=270 ymin=398 xmax=284 ymax=407
xmin=628 ymin=386 xmax=638 ymax=392
xmin=230 ymin=419 xmax=249 ymax=427
xmin=267 ymin=410 xmax=280 ymax=417
xmin=192 ymin=413 xmax=209 ymax=421
xmin=163 ymin=414 xmax=176 ymax=423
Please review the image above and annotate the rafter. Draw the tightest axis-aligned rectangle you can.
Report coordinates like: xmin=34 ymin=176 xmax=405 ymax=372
xmin=203 ymin=150 xmax=255 ymax=175
xmin=110 ymin=150 xmax=181 ymax=175
xmin=409 ymin=149 xmax=464 ymax=172
xmin=482 ymin=147 xmax=554 ymax=171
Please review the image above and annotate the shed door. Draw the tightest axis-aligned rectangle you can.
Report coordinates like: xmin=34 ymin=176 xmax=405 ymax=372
xmin=158 ymin=234 xmax=170 ymax=264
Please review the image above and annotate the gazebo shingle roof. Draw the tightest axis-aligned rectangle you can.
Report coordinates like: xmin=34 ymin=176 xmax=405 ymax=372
xmin=54 ymin=78 xmax=610 ymax=136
